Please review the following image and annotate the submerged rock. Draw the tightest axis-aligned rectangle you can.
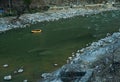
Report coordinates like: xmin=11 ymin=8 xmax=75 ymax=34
xmin=23 ymin=80 xmax=28 ymax=82
xmin=18 ymin=68 xmax=24 ymax=73
xmin=3 ymin=64 xmax=8 ymax=68
xmin=4 ymin=75 xmax=12 ymax=81
xmin=54 ymin=64 xmax=58 ymax=67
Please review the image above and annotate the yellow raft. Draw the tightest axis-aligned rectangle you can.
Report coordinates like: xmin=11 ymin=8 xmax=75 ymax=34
xmin=31 ymin=29 xmax=42 ymax=33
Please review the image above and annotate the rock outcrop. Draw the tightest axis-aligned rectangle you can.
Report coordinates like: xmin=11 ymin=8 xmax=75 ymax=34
xmin=40 ymin=32 xmax=120 ymax=82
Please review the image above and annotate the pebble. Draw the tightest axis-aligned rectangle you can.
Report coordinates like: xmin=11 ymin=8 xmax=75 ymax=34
xmin=66 ymin=59 xmax=69 ymax=63
xmin=119 ymin=28 xmax=120 ymax=32
xmin=80 ymin=48 xmax=84 ymax=53
xmin=53 ymin=64 xmax=58 ymax=66
xmin=68 ymin=57 xmax=72 ymax=60
xmin=95 ymin=66 xmax=99 ymax=69
xmin=106 ymin=33 xmax=111 ymax=36
xmin=4 ymin=75 xmax=12 ymax=81
xmin=18 ymin=68 xmax=24 ymax=73
xmin=72 ymin=54 xmax=75 ymax=57
xmin=14 ymin=70 xmax=17 ymax=74
xmin=23 ymin=79 xmax=28 ymax=82
xmin=108 ymin=76 xmax=113 ymax=79
xmin=3 ymin=64 xmax=8 ymax=68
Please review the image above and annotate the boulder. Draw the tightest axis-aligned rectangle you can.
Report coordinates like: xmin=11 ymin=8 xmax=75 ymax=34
xmin=4 ymin=75 xmax=12 ymax=81
xmin=3 ymin=64 xmax=8 ymax=68
xmin=23 ymin=79 xmax=28 ymax=82
xmin=18 ymin=68 xmax=24 ymax=73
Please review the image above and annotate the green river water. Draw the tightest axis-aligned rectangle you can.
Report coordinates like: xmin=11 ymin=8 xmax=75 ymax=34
xmin=0 ymin=10 xmax=120 ymax=82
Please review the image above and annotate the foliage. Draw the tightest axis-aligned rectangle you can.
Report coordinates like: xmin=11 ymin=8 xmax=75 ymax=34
xmin=22 ymin=0 xmax=32 ymax=12
xmin=23 ymin=0 xmax=32 ymax=5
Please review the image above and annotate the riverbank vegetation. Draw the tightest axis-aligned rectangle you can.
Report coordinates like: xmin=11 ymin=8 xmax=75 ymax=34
xmin=0 ymin=0 xmax=120 ymax=18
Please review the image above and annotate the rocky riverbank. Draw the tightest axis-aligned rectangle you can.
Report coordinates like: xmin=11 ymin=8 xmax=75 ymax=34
xmin=0 ymin=4 xmax=119 ymax=33
xmin=40 ymin=31 xmax=120 ymax=82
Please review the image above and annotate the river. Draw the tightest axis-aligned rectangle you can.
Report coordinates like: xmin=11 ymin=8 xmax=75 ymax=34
xmin=0 ymin=10 xmax=120 ymax=82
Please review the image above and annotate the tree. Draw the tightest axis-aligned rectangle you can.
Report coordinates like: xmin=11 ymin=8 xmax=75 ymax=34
xmin=15 ymin=5 xmax=26 ymax=19
xmin=23 ymin=0 xmax=32 ymax=12
xmin=14 ymin=0 xmax=32 ymax=19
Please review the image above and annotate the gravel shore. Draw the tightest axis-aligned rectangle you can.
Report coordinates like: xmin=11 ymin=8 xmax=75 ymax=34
xmin=0 ymin=4 xmax=118 ymax=33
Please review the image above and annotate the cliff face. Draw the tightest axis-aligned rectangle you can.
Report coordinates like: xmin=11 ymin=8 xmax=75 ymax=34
xmin=40 ymin=32 xmax=120 ymax=82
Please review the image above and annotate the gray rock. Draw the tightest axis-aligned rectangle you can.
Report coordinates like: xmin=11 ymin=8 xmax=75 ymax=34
xmin=3 ymin=64 xmax=8 ymax=68
xmin=4 ymin=75 xmax=12 ymax=81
